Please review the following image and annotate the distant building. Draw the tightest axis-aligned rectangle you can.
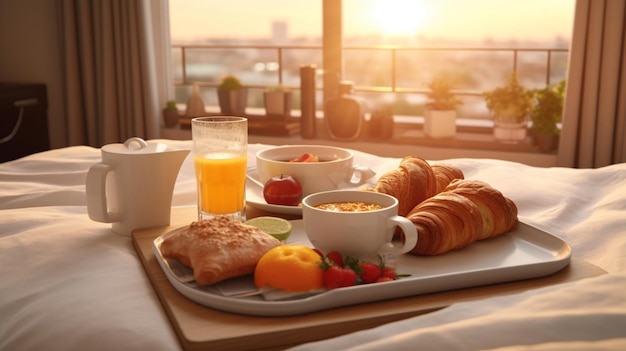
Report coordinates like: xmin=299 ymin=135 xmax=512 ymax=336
xmin=272 ymin=21 xmax=288 ymax=43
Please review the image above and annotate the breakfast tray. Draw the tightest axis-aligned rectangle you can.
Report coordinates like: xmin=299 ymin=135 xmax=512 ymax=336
xmin=132 ymin=206 xmax=606 ymax=351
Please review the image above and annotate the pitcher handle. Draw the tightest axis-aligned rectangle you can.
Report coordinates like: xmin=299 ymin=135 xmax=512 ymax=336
xmin=86 ymin=163 xmax=119 ymax=223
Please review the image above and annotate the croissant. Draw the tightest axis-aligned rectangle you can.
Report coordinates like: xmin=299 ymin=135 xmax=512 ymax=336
xmin=444 ymin=179 xmax=519 ymax=240
xmin=405 ymin=179 xmax=519 ymax=255
xmin=431 ymin=163 xmax=465 ymax=194
xmin=373 ymin=157 xmax=464 ymax=216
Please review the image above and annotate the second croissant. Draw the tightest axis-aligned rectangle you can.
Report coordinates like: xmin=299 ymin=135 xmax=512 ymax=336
xmin=406 ymin=179 xmax=519 ymax=255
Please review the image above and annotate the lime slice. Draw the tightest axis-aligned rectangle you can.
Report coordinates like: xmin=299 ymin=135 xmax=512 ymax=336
xmin=245 ymin=216 xmax=292 ymax=242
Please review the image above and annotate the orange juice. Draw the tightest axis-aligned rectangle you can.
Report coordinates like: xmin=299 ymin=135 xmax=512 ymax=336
xmin=194 ymin=154 xmax=247 ymax=214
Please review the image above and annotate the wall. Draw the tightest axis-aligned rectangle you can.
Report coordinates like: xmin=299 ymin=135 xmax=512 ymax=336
xmin=0 ymin=0 xmax=66 ymax=149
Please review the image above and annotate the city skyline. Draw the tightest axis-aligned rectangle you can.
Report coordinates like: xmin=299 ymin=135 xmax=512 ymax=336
xmin=170 ymin=0 xmax=575 ymax=43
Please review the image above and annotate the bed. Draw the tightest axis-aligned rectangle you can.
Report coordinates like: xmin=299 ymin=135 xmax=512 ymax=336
xmin=1 ymin=139 xmax=625 ymax=351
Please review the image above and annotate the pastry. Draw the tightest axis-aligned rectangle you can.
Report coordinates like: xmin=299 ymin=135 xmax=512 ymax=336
xmin=160 ymin=216 xmax=281 ymax=286
xmin=444 ymin=179 xmax=519 ymax=240
xmin=405 ymin=179 xmax=518 ymax=255
xmin=373 ymin=157 xmax=438 ymax=216
xmin=371 ymin=158 xmax=515 ymax=255
xmin=431 ymin=163 xmax=465 ymax=194
xmin=372 ymin=157 xmax=464 ymax=216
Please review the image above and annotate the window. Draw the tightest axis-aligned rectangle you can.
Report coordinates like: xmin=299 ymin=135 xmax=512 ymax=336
xmin=169 ymin=0 xmax=575 ymax=148
xmin=169 ymin=0 xmax=322 ymax=110
xmin=340 ymin=0 xmax=574 ymax=120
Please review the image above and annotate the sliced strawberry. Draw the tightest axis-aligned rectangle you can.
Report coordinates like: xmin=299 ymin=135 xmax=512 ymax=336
xmin=301 ymin=154 xmax=319 ymax=162
xmin=289 ymin=153 xmax=318 ymax=162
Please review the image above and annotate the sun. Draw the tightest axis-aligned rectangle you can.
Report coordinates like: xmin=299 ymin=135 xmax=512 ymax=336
xmin=368 ymin=0 xmax=430 ymax=36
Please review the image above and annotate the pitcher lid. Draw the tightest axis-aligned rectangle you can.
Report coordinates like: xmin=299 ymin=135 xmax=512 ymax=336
xmin=101 ymin=137 xmax=170 ymax=154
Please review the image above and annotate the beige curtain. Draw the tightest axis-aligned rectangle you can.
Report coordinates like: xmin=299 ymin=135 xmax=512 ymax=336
xmin=558 ymin=0 xmax=626 ymax=168
xmin=58 ymin=0 xmax=172 ymax=147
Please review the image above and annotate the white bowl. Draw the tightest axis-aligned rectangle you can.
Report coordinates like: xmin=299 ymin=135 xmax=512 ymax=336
xmin=255 ymin=145 xmax=374 ymax=197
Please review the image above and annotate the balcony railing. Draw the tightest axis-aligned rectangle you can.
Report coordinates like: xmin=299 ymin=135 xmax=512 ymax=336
xmin=171 ymin=43 xmax=569 ymax=101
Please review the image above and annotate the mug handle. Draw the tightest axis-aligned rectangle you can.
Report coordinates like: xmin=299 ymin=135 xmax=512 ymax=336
xmin=86 ymin=163 xmax=119 ymax=223
xmin=346 ymin=165 xmax=376 ymax=186
xmin=380 ymin=216 xmax=418 ymax=255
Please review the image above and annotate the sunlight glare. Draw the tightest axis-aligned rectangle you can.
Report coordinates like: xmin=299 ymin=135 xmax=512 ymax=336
xmin=368 ymin=0 xmax=429 ymax=36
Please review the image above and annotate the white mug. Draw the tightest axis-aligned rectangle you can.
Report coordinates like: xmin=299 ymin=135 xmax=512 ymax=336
xmin=302 ymin=190 xmax=418 ymax=258
xmin=86 ymin=137 xmax=189 ymax=236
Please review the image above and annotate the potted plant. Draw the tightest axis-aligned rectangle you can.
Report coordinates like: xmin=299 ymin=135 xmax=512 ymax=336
xmin=264 ymin=84 xmax=292 ymax=117
xmin=217 ymin=75 xmax=247 ymax=115
xmin=162 ymin=100 xmax=179 ymax=128
xmin=531 ymin=80 xmax=565 ymax=152
xmin=483 ymin=73 xmax=534 ymax=142
xmin=424 ymin=76 xmax=463 ymax=138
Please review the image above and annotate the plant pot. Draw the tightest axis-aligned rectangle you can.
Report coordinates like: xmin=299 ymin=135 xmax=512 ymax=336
xmin=162 ymin=108 xmax=179 ymax=128
xmin=493 ymin=120 xmax=528 ymax=143
xmin=533 ymin=131 xmax=558 ymax=152
xmin=424 ymin=109 xmax=456 ymax=138
xmin=368 ymin=106 xmax=394 ymax=139
xmin=264 ymin=91 xmax=292 ymax=117
xmin=218 ymin=88 xmax=247 ymax=115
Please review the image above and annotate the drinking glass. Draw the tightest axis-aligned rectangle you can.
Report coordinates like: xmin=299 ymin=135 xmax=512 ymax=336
xmin=191 ymin=116 xmax=248 ymax=221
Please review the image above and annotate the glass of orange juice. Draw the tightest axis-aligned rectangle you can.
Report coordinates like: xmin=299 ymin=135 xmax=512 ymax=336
xmin=191 ymin=116 xmax=247 ymax=222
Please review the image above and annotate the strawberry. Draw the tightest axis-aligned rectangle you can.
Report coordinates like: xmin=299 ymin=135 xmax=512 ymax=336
xmin=322 ymin=265 xmax=357 ymax=289
xmin=380 ymin=267 xmax=397 ymax=280
xmin=343 ymin=255 xmax=361 ymax=272
xmin=325 ymin=251 xmax=344 ymax=267
xmin=359 ymin=262 xmax=382 ymax=284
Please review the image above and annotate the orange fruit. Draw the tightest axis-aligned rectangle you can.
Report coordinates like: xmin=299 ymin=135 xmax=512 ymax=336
xmin=254 ymin=245 xmax=323 ymax=292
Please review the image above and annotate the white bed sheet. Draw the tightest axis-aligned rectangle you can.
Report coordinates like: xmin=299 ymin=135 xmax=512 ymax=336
xmin=1 ymin=139 xmax=625 ymax=351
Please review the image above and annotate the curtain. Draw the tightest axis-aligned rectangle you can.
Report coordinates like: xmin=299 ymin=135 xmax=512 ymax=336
xmin=558 ymin=0 xmax=626 ymax=168
xmin=57 ymin=0 xmax=172 ymax=147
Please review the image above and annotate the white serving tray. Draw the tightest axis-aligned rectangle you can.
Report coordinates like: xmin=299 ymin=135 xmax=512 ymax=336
xmin=152 ymin=220 xmax=571 ymax=317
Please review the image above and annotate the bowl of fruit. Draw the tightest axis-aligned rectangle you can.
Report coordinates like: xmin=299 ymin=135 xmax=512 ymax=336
xmin=255 ymin=145 xmax=375 ymax=206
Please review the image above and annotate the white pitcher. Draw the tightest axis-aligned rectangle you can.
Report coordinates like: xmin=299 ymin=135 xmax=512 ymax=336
xmin=86 ymin=137 xmax=190 ymax=236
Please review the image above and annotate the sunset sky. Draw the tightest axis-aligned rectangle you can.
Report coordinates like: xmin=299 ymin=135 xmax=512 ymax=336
xmin=170 ymin=0 xmax=576 ymax=42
